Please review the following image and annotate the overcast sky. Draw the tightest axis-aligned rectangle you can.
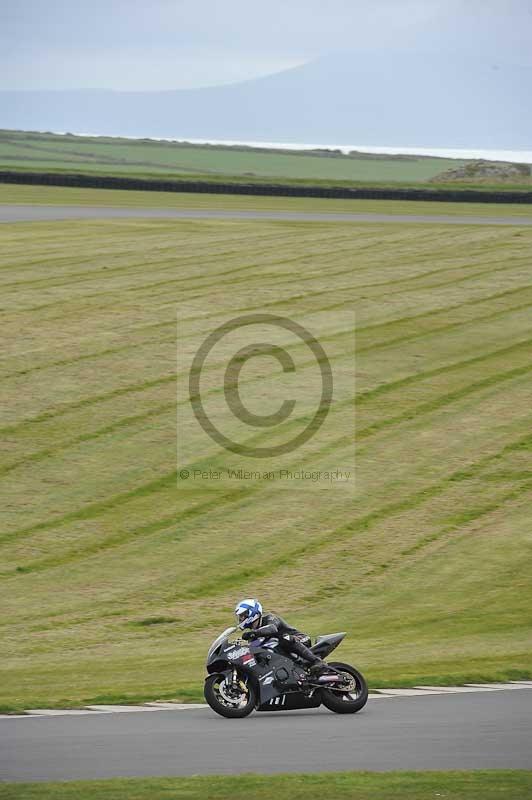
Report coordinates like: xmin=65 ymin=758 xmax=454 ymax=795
xmin=2 ymin=0 xmax=532 ymax=91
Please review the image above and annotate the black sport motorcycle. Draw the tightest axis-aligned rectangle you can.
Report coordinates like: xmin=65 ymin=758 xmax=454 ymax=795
xmin=204 ymin=626 xmax=368 ymax=718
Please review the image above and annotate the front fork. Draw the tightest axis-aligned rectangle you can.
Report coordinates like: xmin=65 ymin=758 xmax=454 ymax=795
xmin=231 ymin=666 xmax=249 ymax=693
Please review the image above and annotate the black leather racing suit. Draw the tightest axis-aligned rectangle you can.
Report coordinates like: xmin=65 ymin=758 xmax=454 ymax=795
xmin=250 ymin=612 xmax=321 ymax=667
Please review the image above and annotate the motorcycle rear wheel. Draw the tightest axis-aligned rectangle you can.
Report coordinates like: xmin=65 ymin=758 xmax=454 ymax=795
xmin=319 ymin=661 xmax=368 ymax=714
xmin=204 ymin=672 xmax=257 ymax=718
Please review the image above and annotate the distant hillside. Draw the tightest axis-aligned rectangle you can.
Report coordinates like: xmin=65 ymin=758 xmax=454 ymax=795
xmin=0 ymin=52 xmax=530 ymax=148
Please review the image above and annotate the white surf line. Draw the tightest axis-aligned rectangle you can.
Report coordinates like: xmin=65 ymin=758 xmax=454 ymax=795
xmin=1 ymin=682 xmax=530 ymax=718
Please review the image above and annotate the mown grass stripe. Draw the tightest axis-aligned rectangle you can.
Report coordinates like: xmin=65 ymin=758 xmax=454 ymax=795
xmin=3 ymin=334 xmax=531 ymax=479
xmin=7 ymin=422 xmax=532 ymax=596
xmin=1 ymin=229 xmax=333 ymax=291
xmin=4 ymin=225 xmax=523 ymax=315
xmin=365 ymin=478 xmax=532 ymax=579
xmin=0 ymin=336 xmax=177 ymax=380
xmin=0 ymin=470 xmax=178 ymax=544
xmin=175 ymin=429 xmax=532 ymax=598
xmin=5 ymin=358 xmax=531 ymax=571
xmin=0 ymin=373 xmax=176 ymax=435
xmin=175 ymin=281 xmax=532 ymax=338
xmin=0 ymin=403 xmax=175 ymax=477
xmin=3 ymin=290 xmax=530 ymax=384
xmin=143 ymin=253 xmax=529 ymax=315
xmin=1 ymin=226 xmax=360 ymax=304
xmin=168 ymin=259 xmax=532 ymax=329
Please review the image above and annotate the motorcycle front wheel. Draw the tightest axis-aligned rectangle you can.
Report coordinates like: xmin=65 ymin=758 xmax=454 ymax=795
xmin=319 ymin=661 xmax=368 ymax=714
xmin=204 ymin=672 xmax=257 ymax=718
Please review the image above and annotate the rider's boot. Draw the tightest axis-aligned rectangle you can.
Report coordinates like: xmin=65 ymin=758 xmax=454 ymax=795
xmin=285 ymin=636 xmax=330 ymax=678
xmin=307 ymin=658 xmax=330 ymax=677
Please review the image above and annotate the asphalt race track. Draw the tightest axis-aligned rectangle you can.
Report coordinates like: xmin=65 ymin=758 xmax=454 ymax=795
xmin=1 ymin=204 xmax=532 ymax=225
xmin=2 ymin=691 xmax=531 ymax=781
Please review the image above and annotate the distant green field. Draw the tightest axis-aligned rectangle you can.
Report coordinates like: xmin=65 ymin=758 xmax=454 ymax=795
xmin=0 ymin=129 xmax=469 ymax=185
xmin=1 ymin=187 xmax=531 ymax=711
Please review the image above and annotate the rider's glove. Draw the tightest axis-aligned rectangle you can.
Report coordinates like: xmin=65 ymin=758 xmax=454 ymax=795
xmin=241 ymin=629 xmax=256 ymax=641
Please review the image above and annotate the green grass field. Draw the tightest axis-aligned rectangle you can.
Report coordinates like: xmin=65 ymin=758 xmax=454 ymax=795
xmin=0 ymin=129 xmax=471 ymax=185
xmin=2 ymin=771 xmax=531 ymax=800
xmin=0 ymin=186 xmax=531 ymax=712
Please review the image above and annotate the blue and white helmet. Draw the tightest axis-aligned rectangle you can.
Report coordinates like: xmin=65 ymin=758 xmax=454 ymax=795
xmin=235 ymin=598 xmax=262 ymax=630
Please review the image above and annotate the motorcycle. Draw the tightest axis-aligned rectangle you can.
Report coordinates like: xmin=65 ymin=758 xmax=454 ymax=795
xmin=204 ymin=625 xmax=368 ymax=718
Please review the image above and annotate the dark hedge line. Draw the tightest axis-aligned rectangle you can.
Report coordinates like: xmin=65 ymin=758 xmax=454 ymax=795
xmin=1 ymin=170 xmax=532 ymax=204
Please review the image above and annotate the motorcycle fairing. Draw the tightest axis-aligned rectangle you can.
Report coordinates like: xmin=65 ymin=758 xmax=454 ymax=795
xmin=257 ymin=691 xmax=321 ymax=712
xmin=206 ymin=636 xmax=308 ymax=705
xmin=310 ymin=632 xmax=346 ymax=659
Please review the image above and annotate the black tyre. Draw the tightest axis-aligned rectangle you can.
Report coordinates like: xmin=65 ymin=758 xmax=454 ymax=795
xmin=319 ymin=662 xmax=368 ymax=714
xmin=204 ymin=672 xmax=257 ymax=718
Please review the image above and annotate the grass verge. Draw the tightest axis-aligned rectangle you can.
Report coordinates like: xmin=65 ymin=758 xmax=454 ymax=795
xmin=1 ymin=669 xmax=531 ymax=715
xmin=1 ymin=772 xmax=532 ymax=800
xmin=1 ymin=182 xmax=532 ymax=217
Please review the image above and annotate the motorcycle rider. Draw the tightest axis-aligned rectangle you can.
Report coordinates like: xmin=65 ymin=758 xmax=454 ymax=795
xmin=234 ymin=598 xmax=328 ymax=676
